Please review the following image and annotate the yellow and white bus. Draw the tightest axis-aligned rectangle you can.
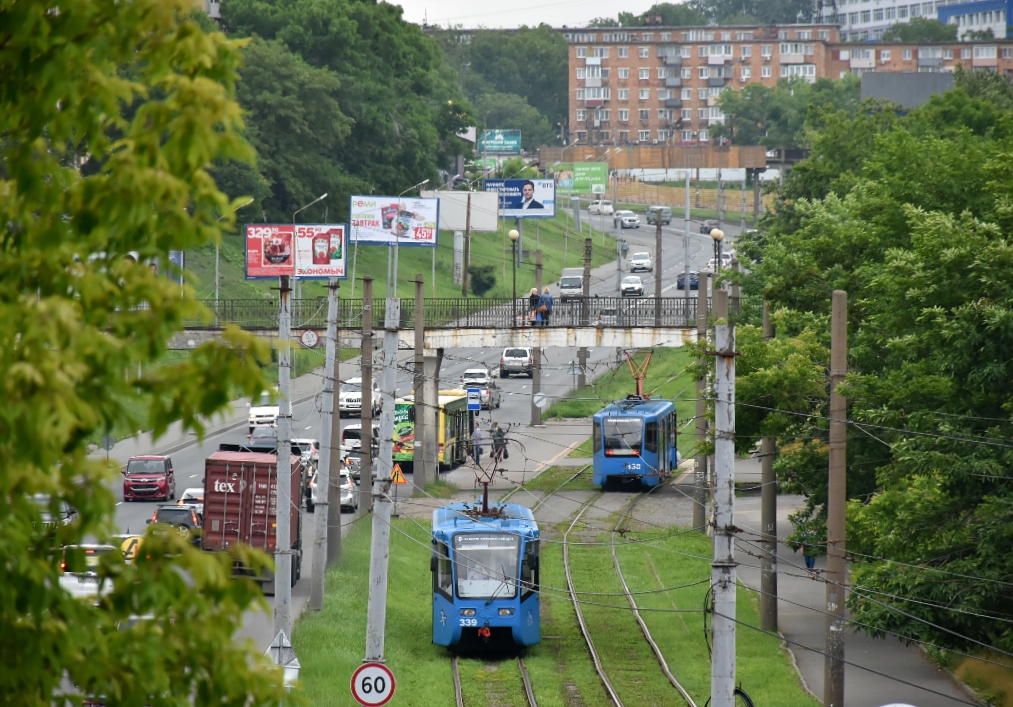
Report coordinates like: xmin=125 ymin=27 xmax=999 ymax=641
xmin=392 ymin=390 xmax=472 ymax=471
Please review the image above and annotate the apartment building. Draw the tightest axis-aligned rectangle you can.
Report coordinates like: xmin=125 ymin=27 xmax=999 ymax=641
xmin=827 ymin=39 xmax=1013 ymax=75
xmin=938 ymin=0 xmax=1013 ymax=39
xmin=822 ymin=0 xmax=1010 ymax=41
xmin=563 ymin=25 xmax=840 ymax=146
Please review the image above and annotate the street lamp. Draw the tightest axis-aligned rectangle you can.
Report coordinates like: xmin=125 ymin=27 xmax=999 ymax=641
xmin=509 ymin=229 xmax=519 ymax=326
xmin=292 ymin=193 xmax=329 ymax=306
xmin=391 ymin=179 xmax=430 ymax=298
xmin=710 ymin=228 xmax=725 ymax=293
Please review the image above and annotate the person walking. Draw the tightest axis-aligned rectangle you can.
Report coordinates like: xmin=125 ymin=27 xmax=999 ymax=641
xmin=539 ymin=286 xmax=554 ymax=327
xmin=492 ymin=423 xmax=506 ymax=463
xmin=527 ymin=288 xmax=539 ymax=326
xmin=470 ymin=422 xmax=483 ymax=465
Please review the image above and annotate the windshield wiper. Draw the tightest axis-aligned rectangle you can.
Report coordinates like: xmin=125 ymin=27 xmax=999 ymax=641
xmin=485 ymin=564 xmax=512 ymax=605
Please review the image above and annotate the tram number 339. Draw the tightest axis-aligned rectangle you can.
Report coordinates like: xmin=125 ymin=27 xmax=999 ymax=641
xmin=460 ymin=618 xmax=478 ymax=627
xmin=351 ymin=663 xmax=396 ymax=707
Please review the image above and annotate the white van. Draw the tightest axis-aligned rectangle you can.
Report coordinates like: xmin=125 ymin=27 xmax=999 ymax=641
xmin=588 ymin=200 xmax=614 ymax=215
xmin=341 ymin=423 xmax=380 ymax=455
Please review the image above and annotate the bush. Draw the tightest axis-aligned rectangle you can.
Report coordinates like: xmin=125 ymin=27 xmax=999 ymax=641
xmin=469 ymin=265 xmax=496 ymax=296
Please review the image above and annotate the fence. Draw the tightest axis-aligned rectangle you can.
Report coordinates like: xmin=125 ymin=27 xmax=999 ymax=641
xmin=614 ymin=181 xmax=776 ymax=215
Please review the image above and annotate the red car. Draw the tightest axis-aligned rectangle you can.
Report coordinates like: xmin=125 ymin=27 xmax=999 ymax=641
xmin=122 ymin=455 xmax=176 ymax=502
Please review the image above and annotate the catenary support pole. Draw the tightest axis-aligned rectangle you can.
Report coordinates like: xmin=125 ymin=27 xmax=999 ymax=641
xmin=275 ymin=275 xmax=294 ymax=637
xmin=824 ymin=290 xmax=848 ymax=707
xmin=311 ymin=278 xmax=339 ymax=612
xmin=578 ymin=238 xmax=591 ymax=389
xmin=365 ymin=295 xmax=399 ymax=663
xmin=694 ymin=274 xmax=709 ymax=534
xmin=462 ymin=192 xmax=472 ymax=296
xmin=423 ymin=352 xmax=442 ymax=477
xmin=654 ymin=198 xmax=662 ymax=325
xmin=413 ymin=275 xmax=426 ymax=492
xmin=740 ymin=177 xmax=747 ymax=229
xmin=760 ymin=302 xmax=778 ymax=631
xmin=531 ymin=250 xmax=543 ymax=428
xmin=325 ymin=279 xmax=343 ymax=567
xmin=710 ymin=288 xmax=736 ymax=707
xmin=359 ymin=276 xmax=374 ymax=513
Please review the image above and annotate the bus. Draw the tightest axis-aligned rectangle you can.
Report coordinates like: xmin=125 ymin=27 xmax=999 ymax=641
xmin=392 ymin=390 xmax=472 ymax=472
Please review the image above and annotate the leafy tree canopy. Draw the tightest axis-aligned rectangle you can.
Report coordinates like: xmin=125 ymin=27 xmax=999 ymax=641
xmin=881 ymin=16 xmax=958 ymax=42
xmin=0 ymin=0 xmax=286 ymax=701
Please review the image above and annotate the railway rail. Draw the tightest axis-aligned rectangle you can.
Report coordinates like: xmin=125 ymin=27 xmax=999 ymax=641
xmin=451 ymin=655 xmax=538 ymax=707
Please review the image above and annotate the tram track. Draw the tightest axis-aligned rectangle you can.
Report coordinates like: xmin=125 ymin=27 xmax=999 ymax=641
xmin=499 ymin=463 xmax=591 ymax=509
xmin=450 ymin=654 xmax=538 ymax=707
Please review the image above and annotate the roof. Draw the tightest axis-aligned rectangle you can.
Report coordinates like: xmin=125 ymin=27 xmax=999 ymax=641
xmin=207 ymin=450 xmax=279 ymax=464
xmin=127 ymin=455 xmax=169 ymax=461
xmin=432 ymin=502 xmax=539 ymax=537
xmin=594 ymin=397 xmax=676 ymax=419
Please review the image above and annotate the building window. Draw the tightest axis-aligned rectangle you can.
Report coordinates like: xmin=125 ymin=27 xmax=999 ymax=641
xmin=923 ymin=2 xmax=933 ymax=14
xmin=576 ymin=68 xmax=586 ymax=79
xmin=618 ymin=47 xmax=629 ymax=58
xmin=576 ymin=131 xmax=587 ymax=142
xmin=596 ymin=109 xmax=610 ymax=121
xmin=658 ymin=109 xmax=672 ymax=119
xmin=819 ymin=30 xmax=830 ymax=39
xmin=638 ymin=130 xmax=650 ymax=141
xmin=618 ymin=109 xmax=629 ymax=121
xmin=881 ymin=49 xmax=891 ymax=60
xmin=1003 ymin=47 xmax=1012 ymax=59
xmin=698 ymin=87 xmax=708 ymax=99
xmin=699 ymin=66 xmax=709 ymax=78
xmin=797 ymin=30 xmax=812 ymax=39
xmin=898 ymin=5 xmax=908 ymax=17
xmin=642 ymin=33 xmax=653 ymax=41
xmin=761 ymin=66 xmax=772 ymax=77
xmin=576 ymin=47 xmax=587 ymax=58
xmin=618 ymin=130 xmax=630 ymax=143
xmin=682 ymin=67 xmax=692 ymax=79
xmin=619 ymin=68 xmax=629 ymax=79
xmin=602 ymin=68 xmax=610 ymax=78
xmin=974 ymin=46 xmax=996 ymax=58
xmin=576 ymin=89 xmax=586 ymax=100
xmin=919 ymin=47 xmax=941 ymax=58
xmin=618 ymin=88 xmax=629 ymax=100
xmin=722 ymin=32 xmax=731 ymax=40
xmin=699 ymin=45 xmax=709 ymax=57
xmin=738 ymin=31 xmax=754 ymax=40
xmin=910 ymin=4 xmax=921 ymax=16
xmin=961 ymin=48 xmax=970 ymax=59
xmin=943 ymin=48 xmax=952 ymax=59
xmin=741 ymin=66 xmax=751 ymax=79
xmin=681 ymin=108 xmax=693 ymax=119
xmin=657 ymin=89 xmax=670 ymax=100
xmin=873 ymin=8 xmax=883 ymax=20
xmin=661 ymin=32 xmax=671 ymax=41
xmin=681 ymin=46 xmax=692 ymax=58
xmin=761 ymin=44 xmax=773 ymax=57
xmin=638 ymin=46 xmax=649 ymax=58
xmin=682 ymin=87 xmax=692 ymax=99
xmin=741 ymin=45 xmax=752 ymax=57
xmin=860 ymin=10 xmax=871 ymax=22
xmin=903 ymin=49 xmax=912 ymax=60
xmin=848 ymin=12 xmax=858 ymax=24
xmin=639 ymin=67 xmax=650 ymax=79
xmin=576 ymin=109 xmax=587 ymax=121
xmin=639 ymin=89 xmax=649 ymax=99
xmin=698 ymin=108 xmax=708 ymax=119
xmin=780 ymin=64 xmax=817 ymax=77
xmin=639 ymin=108 xmax=650 ymax=120
xmin=657 ymin=67 xmax=667 ymax=78
xmin=592 ymin=47 xmax=609 ymax=57
xmin=658 ymin=129 xmax=671 ymax=141
xmin=682 ymin=130 xmax=694 ymax=141
xmin=778 ymin=30 xmax=788 ymax=39
xmin=699 ymin=129 xmax=709 ymax=141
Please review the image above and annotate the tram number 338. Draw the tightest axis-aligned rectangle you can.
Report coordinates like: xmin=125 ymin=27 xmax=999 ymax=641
xmin=351 ymin=663 xmax=396 ymax=707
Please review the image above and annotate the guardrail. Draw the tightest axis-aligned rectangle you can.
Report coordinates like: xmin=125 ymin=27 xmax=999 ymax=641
xmin=190 ymin=296 xmax=740 ymax=330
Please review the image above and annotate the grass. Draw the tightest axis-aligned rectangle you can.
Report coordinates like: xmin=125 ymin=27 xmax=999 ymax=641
xmin=421 ymin=479 xmax=459 ymax=498
xmin=544 ymin=348 xmax=698 ymax=459
xmin=953 ymin=651 xmax=1013 ymax=706
xmin=517 ymin=466 xmax=597 ymax=494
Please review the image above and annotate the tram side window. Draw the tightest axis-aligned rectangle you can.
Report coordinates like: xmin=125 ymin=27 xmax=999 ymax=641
xmin=435 ymin=542 xmax=453 ymax=599
xmin=645 ymin=421 xmax=659 ymax=454
xmin=603 ymin=418 xmax=643 ymax=456
xmin=521 ymin=540 xmax=540 ymax=600
xmin=593 ymin=420 xmax=602 ymax=454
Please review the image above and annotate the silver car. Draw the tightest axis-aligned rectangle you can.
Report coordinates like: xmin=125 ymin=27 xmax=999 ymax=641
xmin=629 ymin=252 xmax=653 ymax=272
xmin=620 ymin=275 xmax=644 ymax=297
xmin=461 ymin=368 xmax=501 ymax=409
xmin=500 ymin=347 xmax=534 ymax=378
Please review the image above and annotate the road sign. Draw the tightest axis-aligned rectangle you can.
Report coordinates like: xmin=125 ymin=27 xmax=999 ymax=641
xmin=300 ymin=329 xmax=319 ymax=348
xmin=466 ymin=388 xmax=481 ymax=411
xmin=101 ymin=434 xmax=116 ymax=452
xmin=351 ymin=662 xmax=396 ymax=706
xmin=390 ymin=463 xmax=406 ymax=485
xmin=533 ymin=392 xmax=549 ymax=410
xmin=118 ymin=535 xmax=143 ymax=563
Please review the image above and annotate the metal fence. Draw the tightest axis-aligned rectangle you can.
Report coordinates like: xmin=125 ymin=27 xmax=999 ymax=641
xmin=191 ymin=296 xmax=739 ymax=330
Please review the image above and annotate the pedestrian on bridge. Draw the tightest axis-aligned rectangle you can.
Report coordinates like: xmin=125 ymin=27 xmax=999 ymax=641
xmin=527 ymin=288 xmax=539 ymax=325
xmin=539 ymin=287 xmax=554 ymax=327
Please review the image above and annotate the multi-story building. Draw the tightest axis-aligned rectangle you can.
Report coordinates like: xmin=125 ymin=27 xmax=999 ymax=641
xmin=938 ymin=0 xmax=1012 ymax=38
xmin=563 ymin=25 xmax=840 ymax=146
xmin=564 ymin=25 xmax=1013 ymax=146
xmin=822 ymin=0 xmax=1011 ymax=42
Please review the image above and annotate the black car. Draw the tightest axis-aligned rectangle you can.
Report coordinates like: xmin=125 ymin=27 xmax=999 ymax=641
xmin=147 ymin=505 xmax=202 ymax=545
xmin=699 ymin=219 xmax=720 ymax=234
xmin=676 ymin=271 xmax=700 ymax=290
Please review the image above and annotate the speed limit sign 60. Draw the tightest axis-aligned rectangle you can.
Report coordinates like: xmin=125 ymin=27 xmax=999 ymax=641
xmin=351 ymin=662 xmax=396 ymax=706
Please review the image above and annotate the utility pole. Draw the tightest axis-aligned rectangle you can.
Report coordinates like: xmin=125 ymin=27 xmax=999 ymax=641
xmin=311 ymin=278 xmax=339 ymax=612
xmin=694 ymin=273 xmax=708 ymax=534
xmin=531 ymin=251 xmax=543 ymax=428
xmin=462 ymin=192 xmax=472 ymax=296
xmin=423 ymin=351 xmax=443 ymax=476
xmin=740 ymin=177 xmax=747 ymax=229
xmin=825 ymin=290 xmax=848 ymax=707
xmin=753 ymin=171 xmax=761 ymax=219
xmin=359 ymin=276 xmax=374 ymax=513
xmin=578 ymin=238 xmax=591 ymax=389
xmin=654 ymin=199 xmax=663 ymax=326
xmin=684 ymin=168 xmax=692 ymax=319
xmin=710 ymin=288 xmax=736 ymax=707
xmin=413 ymin=275 xmax=426 ymax=492
xmin=275 ymin=275 xmax=294 ymax=637
xmin=365 ymin=295 xmax=398 ymax=663
xmin=760 ymin=303 xmax=778 ymax=631
xmin=716 ymin=169 xmax=722 ymax=226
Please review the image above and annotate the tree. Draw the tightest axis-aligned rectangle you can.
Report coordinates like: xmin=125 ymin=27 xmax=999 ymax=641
xmin=962 ymin=27 xmax=995 ymax=40
xmin=881 ymin=17 xmax=958 ymax=42
xmin=469 ymin=265 xmax=497 ymax=295
xmin=0 ymin=0 xmax=284 ymax=702
xmin=473 ymin=93 xmax=557 ymax=150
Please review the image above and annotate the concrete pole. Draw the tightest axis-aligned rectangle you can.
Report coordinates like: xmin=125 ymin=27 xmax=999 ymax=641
xmin=462 ymin=192 xmax=471 ymax=296
xmin=531 ymin=251 xmax=543 ymax=428
xmin=753 ymin=171 xmax=761 ymax=219
xmin=310 ymin=278 xmax=339 ymax=612
xmin=654 ymin=202 xmax=662 ymax=326
xmin=578 ymin=238 xmax=591 ymax=389
xmin=274 ymin=275 xmax=294 ymax=637
xmin=365 ymin=296 xmax=399 ymax=662
xmin=684 ymin=168 xmax=692 ymax=318
xmin=359 ymin=276 xmax=374 ymax=513
xmin=824 ymin=290 xmax=848 ymax=707
xmin=423 ymin=352 xmax=442 ymax=476
xmin=413 ymin=275 xmax=426 ymax=492
xmin=326 ymin=281 xmax=343 ymax=566
xmin=760 ymin=303 xmax=778 ymax=631
xmin=716 ymin=169 xmax=722 ymax=225
xmin=694 ymin=274 xmax=709 ymax=534
xmin=740 ymin=177 xmax=747 ymax=229
xmin=710 ymin=288 xmax=736 ymax=707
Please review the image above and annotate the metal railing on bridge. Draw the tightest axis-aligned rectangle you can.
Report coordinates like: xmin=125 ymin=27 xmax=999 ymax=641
xmin=191 ymin=296 xmax=739 ymax=330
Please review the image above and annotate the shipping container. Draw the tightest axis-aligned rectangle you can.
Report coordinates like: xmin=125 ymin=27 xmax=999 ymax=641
xmin=202 ymin=449 xmax=302 ymax=595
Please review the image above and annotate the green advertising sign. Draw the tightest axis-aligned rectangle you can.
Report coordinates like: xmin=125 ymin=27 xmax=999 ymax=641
xmin=392 ymin=402 xmax=415 ymax=462
xmin=479 ymin=129 xmax=522 ymax=155
xmin=553 ymin=163 xmax=609 ymax=195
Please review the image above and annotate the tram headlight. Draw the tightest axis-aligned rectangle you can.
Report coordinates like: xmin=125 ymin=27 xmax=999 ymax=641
xmin=459 ymin=608 xmax=476 ymax=617
xmin=498 ymin=608 xmax=515 ymax=616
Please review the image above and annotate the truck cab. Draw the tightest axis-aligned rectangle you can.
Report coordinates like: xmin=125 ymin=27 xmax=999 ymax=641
xmin=558 ymin=267 xmax=585 ymax=302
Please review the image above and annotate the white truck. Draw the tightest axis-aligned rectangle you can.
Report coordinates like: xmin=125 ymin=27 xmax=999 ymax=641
xmin=247 ymin=389 xmax=279 ymax=433
xmin=558 ymin=267 xmax=586 ymax=302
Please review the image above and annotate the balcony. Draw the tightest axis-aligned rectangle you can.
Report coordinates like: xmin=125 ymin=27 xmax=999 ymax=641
xmin=664 ymin=55 xmax=683 ymax=66
xmin=664 ymin=98 xmax=683 ymax=108
xmin=708 ymin=55 xmax=729 ymax=65
xmin=850 ymin=57 xmax=875 ymax=69
xmin=656 ymin=45 xmax=679 ymax=58
xmin=665 ymin=77 xmax=682 ymax=88
xmin=585 ymin=77 xmax=602 ymax=88
xmin=917 ymin=56 xmax=942 ymax=68
xmin=708 ymin=76 xmax=729 ymax=87
xmin=780 ymin=53 xmax=805 ymax=64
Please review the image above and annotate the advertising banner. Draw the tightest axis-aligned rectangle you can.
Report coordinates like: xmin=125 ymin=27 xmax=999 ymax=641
xmin=392 ymin=401 xmax=415 ymax=463
xmin=348 ymin=196 xmax=439 ymax=247
xmin=553 ymin=162 xmax=609 ymax=195
xmin=479 ymin=129 xmax=522 ymax=155
xmin=245 ymin=224 xmax=348 ymax=279
xmin=482 ymin=178 xmax=556 ymax=219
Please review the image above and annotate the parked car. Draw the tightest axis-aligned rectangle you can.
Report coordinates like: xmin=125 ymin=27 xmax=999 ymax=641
xmin=338 ymin=377 xmax=381 ymax=417
xmin=461 ymin=368 xmax=501 ymax=409
xmin=620 ymin=275 xmax=644 ymax=297
xmin=597 ymin=307 xmax=619 ymax=326
xmin=122 ymin=455 xmax=176 ymax=502
xmin=645 ymin=206 xmax=672 ymax=225
xmin=629 ymin=252 xmax=653 ymax=272
xmin=676 ymin=271 xmax=700 ymax=290
xmin=500 ymin=347 xmax=534 ymax=378
xmin=247 ymin=389 xmax=279 ymax=433
xmin=588 ymin=200 xmax=614 ymax=215
xmin=147 ymin=504 xmax=202 ymax=545
xmin=177 ymin=487 xmax=204 ymax=515
xmin=613 ymin=210 xmax=640 ymax=229
xmin=306 ymin=468 xmax=358 ymax=513
xmin=702 ymin=253 xmax=734 ymax=273
xmin=699 ymin=219 xmax=720 ymax=234
xmin=248 ymin=425 xmax=278 ymax=449
xmin=59 ymin=544 xmax=118 ymax=600
xmin=293 ymin=438 xmax=320 ymax=470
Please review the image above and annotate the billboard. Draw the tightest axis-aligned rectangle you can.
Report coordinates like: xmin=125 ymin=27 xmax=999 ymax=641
xmin=420 ymin=190 xmax=500 ymax=232
xmin=245 ymin=224 xmax=348 ymax=280
xmin=553 ymin=162 xmax=609 ymax=195
xmin=348 ymin=196 xmax=439 ymax=247
xmin=479 ymin=129 xmax=521 ymax=155
xmin=482 ymin=179 xmax=556 ymax=219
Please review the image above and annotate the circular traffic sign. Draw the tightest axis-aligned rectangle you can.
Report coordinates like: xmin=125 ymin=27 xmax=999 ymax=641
xmin=351 ymin=662 xmax=396 ymax=706
xmin=300 ymin=329 xmax=319 ymax=348
xmin=533 ymin=392 xmax=549 ymax=410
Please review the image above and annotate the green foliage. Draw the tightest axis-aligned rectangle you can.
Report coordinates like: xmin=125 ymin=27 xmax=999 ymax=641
xmin=962 ymin=27 xmax=995 ymax=40
xmin=881 ymin=16 xmax=958 ymax=42
xmin=955 ymin=64 xmax=1013 ymax=111
xmin=472 ymin=93 xmax=557 ymax=150
xmin=0 ymin=0 xmax=285 ymax=701
xmin=468 ymin=264 xmax=496 ymax=296
xmin=587 ymin=3 xmax=708 ymax=27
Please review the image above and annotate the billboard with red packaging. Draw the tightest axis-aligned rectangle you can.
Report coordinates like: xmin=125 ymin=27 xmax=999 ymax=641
xmin=348 ymin=196 xmax=439 ymax=247
xmin=245 ymin=224 xmax=348 ymax=280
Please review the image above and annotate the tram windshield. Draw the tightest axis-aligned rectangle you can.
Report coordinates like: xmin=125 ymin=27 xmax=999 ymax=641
xmin=453 ymin=533 xmax=520 ymax=599
xmin=602 ymin=418 xmax=643 ymax=456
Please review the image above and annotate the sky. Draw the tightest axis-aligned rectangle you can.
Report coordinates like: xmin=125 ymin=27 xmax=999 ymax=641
xmin=389 ymin=0 xmax=629 ymax=29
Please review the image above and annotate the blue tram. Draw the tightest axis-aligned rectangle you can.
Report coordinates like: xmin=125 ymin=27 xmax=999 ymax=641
xmin=431 ymin=502 xmax=540 ymax=648
xmin=592 ymin=396 xmax=679 ymax=487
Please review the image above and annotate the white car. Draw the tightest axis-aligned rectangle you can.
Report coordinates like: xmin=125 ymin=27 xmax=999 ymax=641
xmin=614 ymin=210 xmax=640 ymax=229
xmin=461 ymin=368 xmax=501 ymax=409
xmin=247 ymin=389 xmax=279 ymax=433
xmin=620 ymin=275 xmax=644 ymax=297
xmin=293 ymin=437 xmax=320 ymax=469
xmin=629 ymin=252 xmax=653 ymax=272
xmin=341 ymin=423 xmax=379 ymax=455
xmin=59 ymin=544 xmax=117 ymax=600
xmin=588 ymin=200 xmax=614 ymax=215
xmin=177 ymin=487 xmax=204 ymax=516
xmin=308 ymin=469 xmax=358 ymax=513
xmin=338 ymin=377 xmax=380 ymax=417
xmin=702 ymin=252 xmax=734 ymax=273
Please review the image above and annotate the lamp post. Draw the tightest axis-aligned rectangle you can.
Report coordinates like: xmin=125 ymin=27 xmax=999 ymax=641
xmin=710 ymin=228 xmax=724 ymax=299
xmin=509 ymin=228 xmax=519 ymax=326
xmin=391 ymin=179 xmax=430 ymax=298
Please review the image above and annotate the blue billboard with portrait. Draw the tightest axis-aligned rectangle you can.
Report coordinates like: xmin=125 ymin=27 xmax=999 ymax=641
xmin=482 ymin=179 xmax=556 ymax=219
